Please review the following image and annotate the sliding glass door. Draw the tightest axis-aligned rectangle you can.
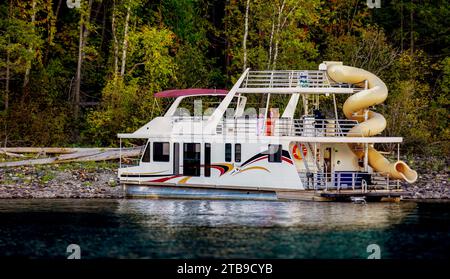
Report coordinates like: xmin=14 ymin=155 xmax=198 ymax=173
xmin=183 ymin=143 xmax=201 ymax=176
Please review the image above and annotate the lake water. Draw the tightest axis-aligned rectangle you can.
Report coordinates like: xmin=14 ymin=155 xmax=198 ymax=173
xmin=0 ymin=199 xmax=448 ymax=259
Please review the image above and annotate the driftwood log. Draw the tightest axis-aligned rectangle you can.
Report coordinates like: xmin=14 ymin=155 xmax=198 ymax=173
xmin=0 ymin=147 xmax=143 ymax=168
xmin=1 ymin=147 xmax=106 ymax=154
xmin=0 ymin=149 xmax=25 ymax=158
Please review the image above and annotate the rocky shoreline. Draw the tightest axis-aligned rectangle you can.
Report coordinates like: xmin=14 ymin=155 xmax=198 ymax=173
xmin=0 ymin=157 xmax=448 ymax=200
xmin=0 ymin=162 xmax=123 ymax=199
xmin=401 ymin=155 xmax=449 ymax=200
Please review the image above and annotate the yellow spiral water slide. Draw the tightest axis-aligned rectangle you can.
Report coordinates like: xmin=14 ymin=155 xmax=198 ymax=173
xmin=325 ymin=62 xmax=418 ymax=183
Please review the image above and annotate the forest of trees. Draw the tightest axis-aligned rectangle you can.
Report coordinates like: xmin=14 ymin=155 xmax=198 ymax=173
xmin=0 ymin=0 xmax=448 ymax=156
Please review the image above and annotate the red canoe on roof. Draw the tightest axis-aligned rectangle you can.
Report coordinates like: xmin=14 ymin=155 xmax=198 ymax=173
xmin=154 ymin=88 xmax=228 ymax=98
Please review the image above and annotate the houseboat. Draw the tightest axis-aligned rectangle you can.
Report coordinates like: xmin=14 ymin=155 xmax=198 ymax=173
xmin=117 ymin=61 xmax=418 ymax=202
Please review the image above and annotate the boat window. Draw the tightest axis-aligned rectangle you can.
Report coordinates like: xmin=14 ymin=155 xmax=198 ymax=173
xmin=153 ymin=142 xmax=170 ymax=162
xmin=235 ymin=144 xmax=241 ymax=162
xmin=205 ymin=143 xmax=211 ymax=177
xmin=183 ymin=143 xmax=201 ymax=176
xmin=142 ymin=142 xmax=151 ymax=162
xmin=268 ymin=144 xmax=282 ymax=163
xmin=225 ymin=143 xmax=232 ymax=162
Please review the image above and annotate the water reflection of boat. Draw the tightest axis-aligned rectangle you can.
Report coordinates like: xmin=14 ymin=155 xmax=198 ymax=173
xmin=116 ymin=200 xmax=417 ymax=230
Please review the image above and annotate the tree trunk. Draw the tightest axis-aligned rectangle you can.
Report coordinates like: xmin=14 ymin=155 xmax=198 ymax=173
xmin=272 ymin=39 xmax=279 ymax=70
xmin=4 ymin=0 xmax=11 ymax=111
xmin=400 ymin=0 xmax=404 ymax=52
xmin=120 ymin=2 xmax=131 ymax=77
xmin=410 ymin=1 xmax=414 ymax=56
xmin=224 ymin=0 xmax=230 ymax=78
xmin=272 ymin=0 xmax=285 ymax=71
xmin=263 ymin=7 xmax=277 ymax=108
xmin=74 ymin=22 xmax=84 ymax=118
xmin=267 ymin=21 xmax=275 ymax=70
xmin=73 ymin=0 xmax=93 ymax=118
xmin=242 ymin=0 xmax=250 ymax=71
xmin=100 ymin=1 xmax=106 ymax=51
xmin=22 ymin=0 xmax=37 ymax=93
xmin=43 ymin=0 xmax=60 ymax=64
xmin=111 ymin=0 xmax=119 ymax=76
xmin=55 ymin=0 xmax=63 ymax=18
xmin=5 ymin=48 xmax=10 ymax=111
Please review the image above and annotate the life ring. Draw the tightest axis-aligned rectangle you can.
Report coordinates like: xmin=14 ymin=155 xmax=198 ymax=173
xmin=293 ymin=144 xmax=307 ymax=160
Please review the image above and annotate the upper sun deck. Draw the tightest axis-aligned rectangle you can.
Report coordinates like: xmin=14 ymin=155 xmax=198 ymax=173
xmin=235 ymin=69 xmax=363 ymax=94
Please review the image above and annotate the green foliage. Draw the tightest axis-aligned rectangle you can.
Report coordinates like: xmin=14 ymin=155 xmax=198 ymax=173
xmin=1 ymin=103 xmax=71 ymax=146
xmin=127 ymin=26 xmax=176 ymax=90
xmin=224 ymin=0 xmax=320 ymax=76
xmin=0 ymin=0 xmax=446 ymax=158
xmin=428 ymin=57 xmax=450 ymax=154
xmin=85 ymin=27 xmax=176 ymax=146
xmin=324 ymin=27 xmax=398 ymax=77
xmin=0 ymin=2 xmax=43 ymax=81
xmin=380 ymin=50 xmax=449 ymax=156
xmin=174 ymin=42 xmax=217 ymax=88
xmin=85 ymin=78 xmax=140 ymax=145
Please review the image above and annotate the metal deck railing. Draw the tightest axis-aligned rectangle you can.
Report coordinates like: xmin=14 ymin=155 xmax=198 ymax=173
xmin=214 ymin=117 xmax=361 ymax=137
xmin=169 ymin=116 xmax=361 ymax=137
xmin=240 ymin=70 xmax=362 ymax=90
xmin=274 ymin=118 xmax=361 ymax=137
xmin=298 ymin=171 xmax=401 ymax=192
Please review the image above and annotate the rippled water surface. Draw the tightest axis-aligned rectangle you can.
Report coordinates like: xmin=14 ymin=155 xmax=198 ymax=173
xmin=0 ymin=199 xmax=448 ymax=259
